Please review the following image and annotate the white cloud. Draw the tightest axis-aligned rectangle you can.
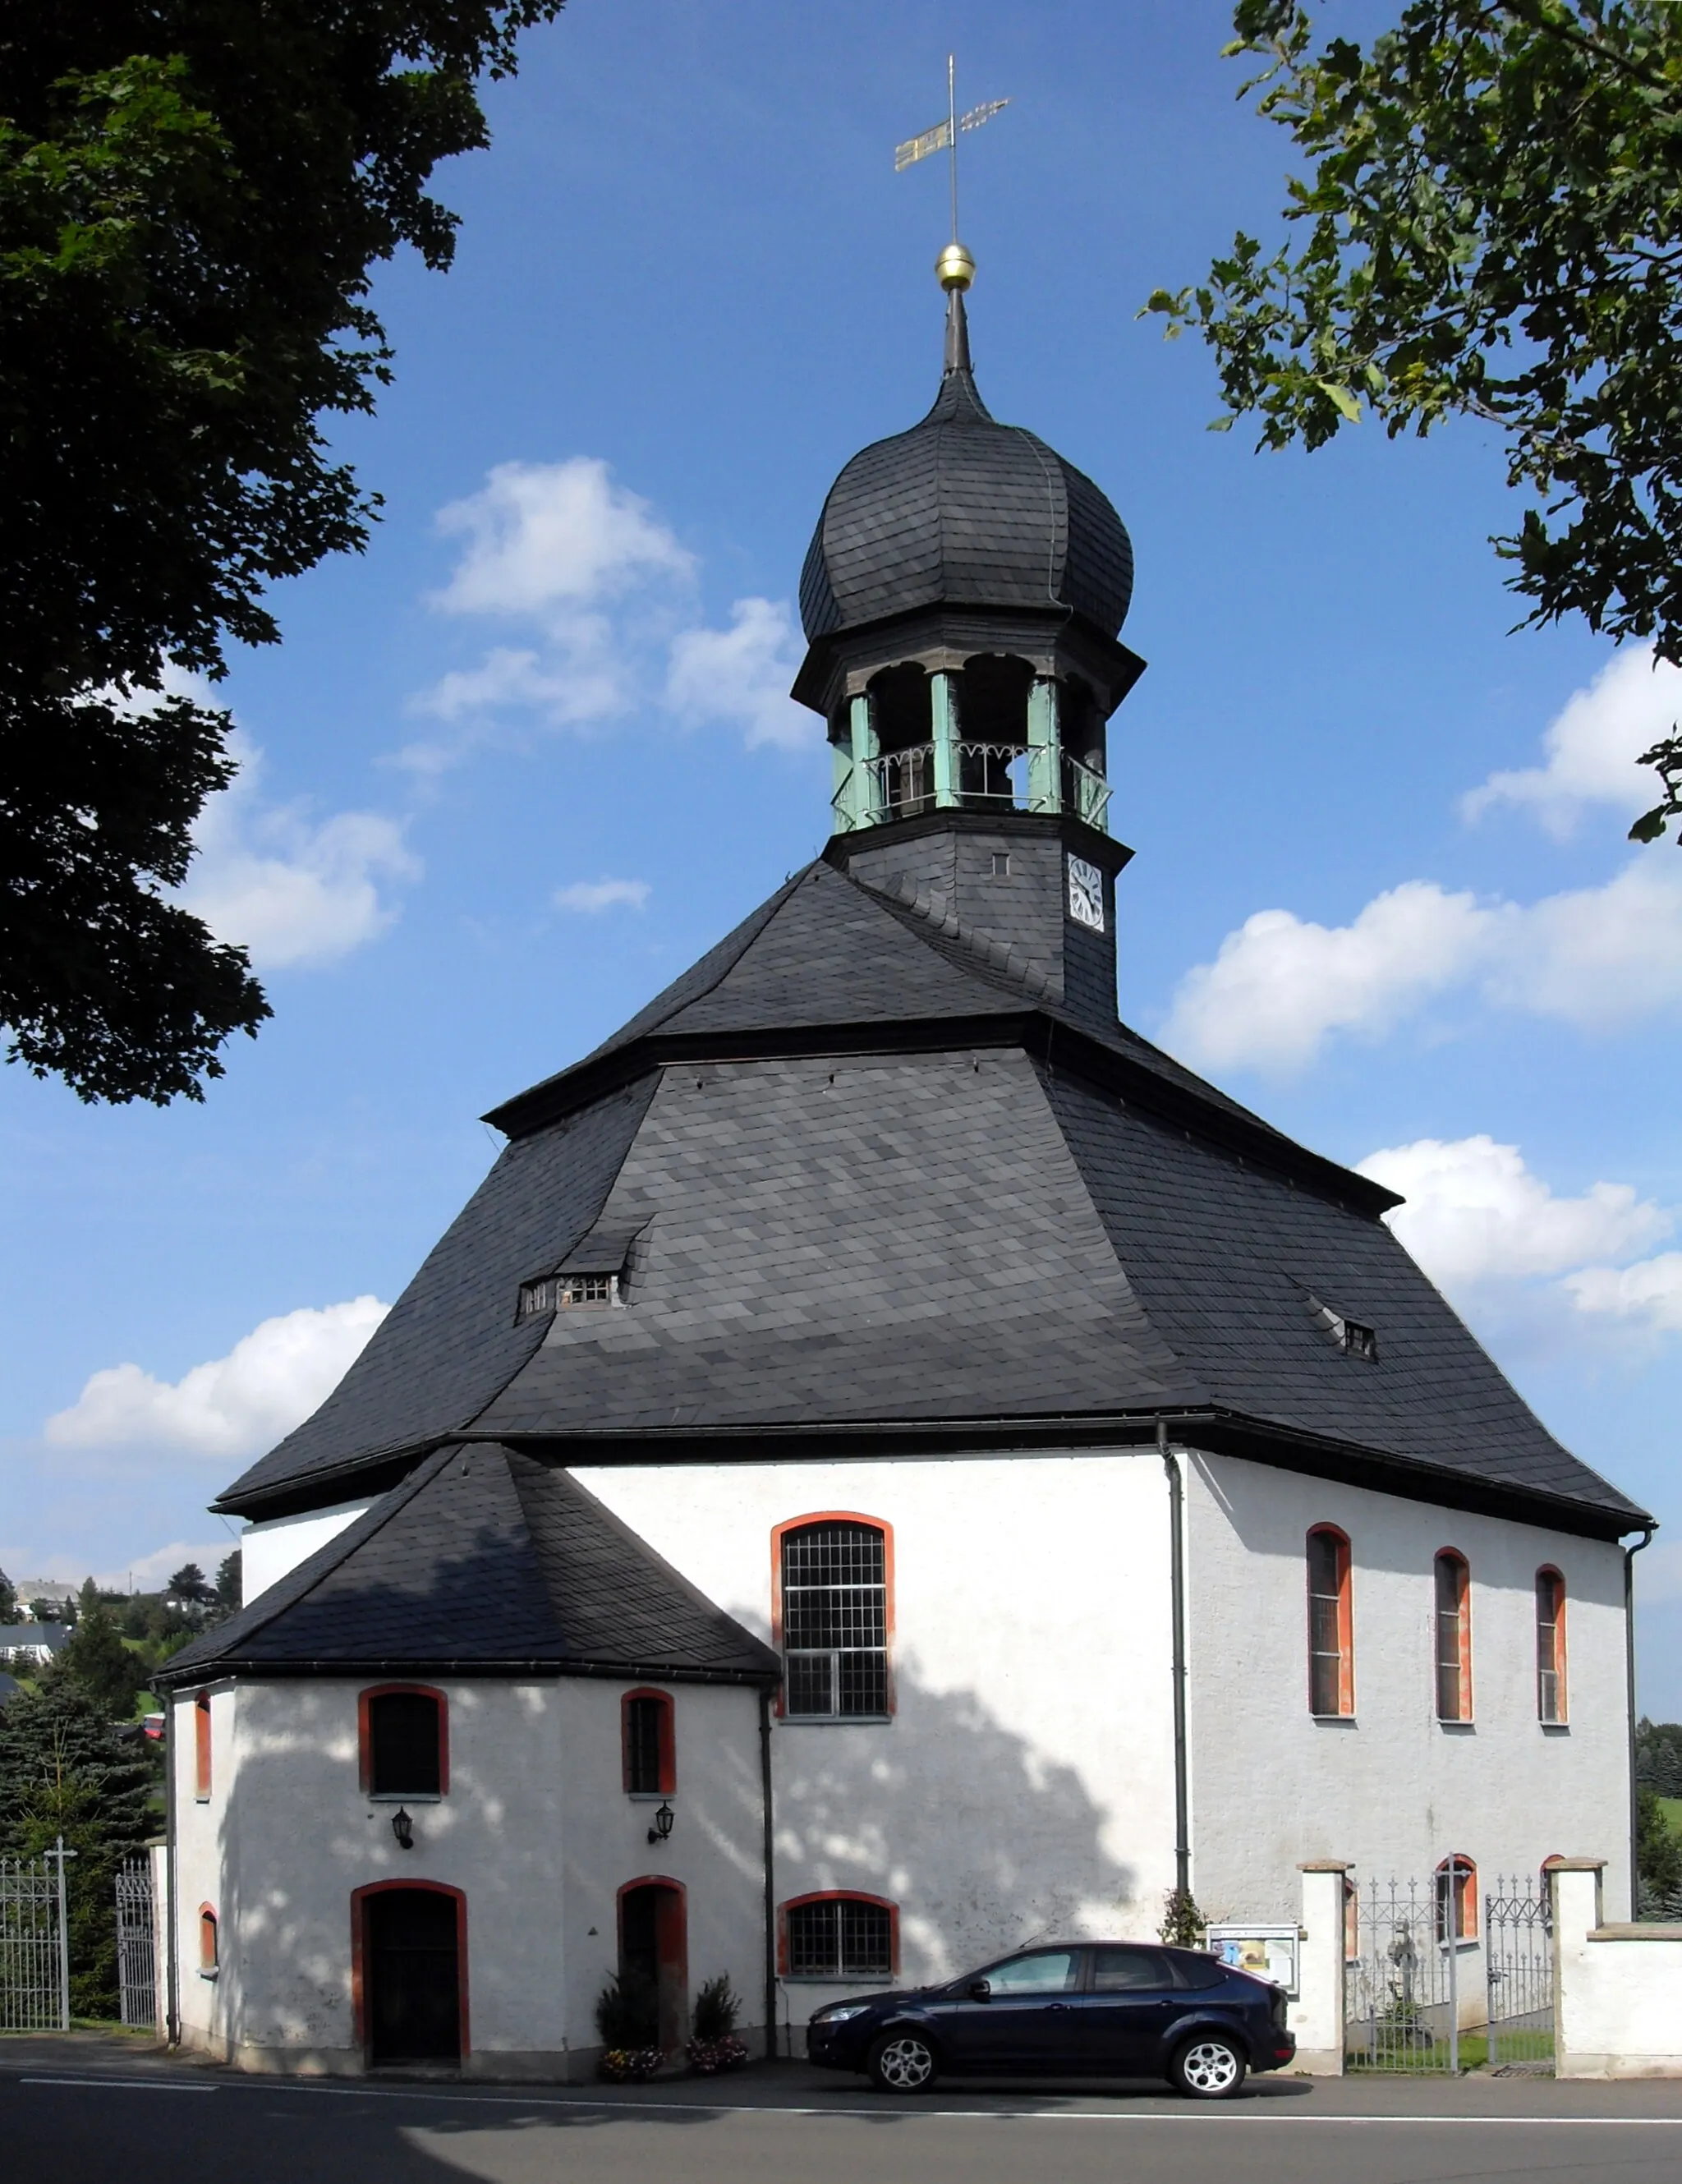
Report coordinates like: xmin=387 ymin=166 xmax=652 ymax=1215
xmin=1462 ymin=645 xmax=1680 ymax=836
xmin=1162 ymin=856 xmax=1682 ymax=1074
xmin=1355 ymin=1136 xmax=1672 ymax=1289
xmin=666 ymin=596 xmax=814 ymax=751
xmin=554 ymin=877 xmax=650 ymax=913
xmin=1564 ymin=1253 xmax=1682 ymax=1334
xmin=99 ymin=1541 xmax=233 ymax=1593
xmin=182 ymin=735 xmax=419 ymax=968
xmin=44 ymin=1296 xmax=389 ymax=1460
xmin=430 ymin=457 xmax=692 ymax=619
xmin=1162 ymin=880 xmax=1489 ymax=1074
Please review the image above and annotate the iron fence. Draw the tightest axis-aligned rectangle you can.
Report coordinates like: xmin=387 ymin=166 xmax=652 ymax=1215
xmin=0 ymin=1844 xmax=69 ymax=2031
xmin=116 ymin=1858 xmax=158 ymax=2031
xmin=1345 ymin=1871 xmax=1473 ymax=2071
xmin=1484 ymin=1877 xmax=1553 ymax=2068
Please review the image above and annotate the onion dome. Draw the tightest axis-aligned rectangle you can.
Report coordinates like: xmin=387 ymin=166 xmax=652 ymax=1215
xmin=798 ymin=292 xmax=1134 ymax=644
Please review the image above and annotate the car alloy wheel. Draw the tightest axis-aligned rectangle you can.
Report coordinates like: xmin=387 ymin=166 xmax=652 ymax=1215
xmin=1171 ymin=2035 xmax=1245 ymax=2099
xmin=868 ymin=2032 xmax=938 ymax=2093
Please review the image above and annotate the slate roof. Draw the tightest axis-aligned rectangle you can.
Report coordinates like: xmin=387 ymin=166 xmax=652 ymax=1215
xmin=163 ymin=1445 xmax=778 ymax=1685
xmin=799 ymin=349 xmax=1135 ymax=643
xmin=213 ymin=848 xmax=1648 ymax=1542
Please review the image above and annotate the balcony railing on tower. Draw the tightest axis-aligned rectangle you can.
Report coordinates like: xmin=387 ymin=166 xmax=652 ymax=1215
xmin=831 ymin=742 xmax=1110 ymax=832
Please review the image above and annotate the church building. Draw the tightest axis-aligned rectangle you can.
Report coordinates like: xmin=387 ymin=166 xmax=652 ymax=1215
xmin=159 ymin=255 xmax=1651 ymax=2079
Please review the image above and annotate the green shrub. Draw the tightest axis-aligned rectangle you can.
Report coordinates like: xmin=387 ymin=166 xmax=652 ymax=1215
xmin=594 ymin=1972 xmax=658 ymax=2049
xmin=692 ymin=1974 xmax=740 ymax=2041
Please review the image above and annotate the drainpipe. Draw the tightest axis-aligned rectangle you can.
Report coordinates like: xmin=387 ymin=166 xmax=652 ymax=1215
xmin=164 ymin=1694 xmax=180 ymax=2047
xmin=758 ymin=1687 xmax=778 ymax=2061
xmin=1625 ymin=1524 xmax=1656 ymax=1917
xmin=1159 ymin=1421 xmax=1191 ymax=1902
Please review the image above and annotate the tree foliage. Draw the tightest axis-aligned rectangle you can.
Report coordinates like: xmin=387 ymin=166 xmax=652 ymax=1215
xmin=0 ymin=1674 xmax=155 ymax=2016
xmin=1146 ymin=2 xmax=1682 ymax=842
xmin=2 ymin=0 xmax=565 ymax=1105
xmin=57 ymin=1579 xmax=145 ymax=1718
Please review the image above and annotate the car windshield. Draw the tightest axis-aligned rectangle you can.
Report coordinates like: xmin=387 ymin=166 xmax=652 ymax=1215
xmin=982 ymin=1950 xmax=1079 ymax=1994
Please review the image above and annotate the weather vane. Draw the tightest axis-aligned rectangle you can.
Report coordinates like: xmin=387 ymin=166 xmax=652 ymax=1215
xmin=895 ymin=54 xmax=1009 ymax=291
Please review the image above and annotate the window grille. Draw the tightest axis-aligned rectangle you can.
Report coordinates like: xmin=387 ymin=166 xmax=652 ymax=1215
xmin=786 ymin=1897 xmax=893 ymax=1979
xmin=1434 ymin=1855 xmax=1477 ymax=1942
xmin=1307 ymin=1527 xmax=1352 ymax=1717
xmin=368 ymin=1690 xmax=443 ymax=1797
xmin=623 ymin=1694 xmax=671 ymax=1795
xmin=1307 ymin=1296 xmax=1378 ymax=1360
xmin=518 ymin=1271 xmax=618 ymax=1318
xmin=1536 ymin=1569 xmax=1566 ymax=1723
xmin=780 ymin=1521 xmax=888 ymax=1717
xmin=1434 ymin=1552 xmax=1471 ymax=1721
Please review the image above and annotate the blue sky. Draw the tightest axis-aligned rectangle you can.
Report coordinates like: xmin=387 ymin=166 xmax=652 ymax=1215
xmin=5 ymin=1 xmax=1680 ymax=1710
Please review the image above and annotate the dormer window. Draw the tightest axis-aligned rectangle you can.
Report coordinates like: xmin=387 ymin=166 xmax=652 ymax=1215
xmin=1308 ymin=1295 xmax=1377 ymax=1361
xmin=517 ymin=1271 xmax=622 ymax=1318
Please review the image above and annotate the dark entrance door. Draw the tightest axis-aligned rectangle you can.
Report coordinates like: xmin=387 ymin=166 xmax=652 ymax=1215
xmin=365 ymin=1888 xmax=461 ymax=2065
xmin=619 ymin=1882 xmax=687 ymax=2052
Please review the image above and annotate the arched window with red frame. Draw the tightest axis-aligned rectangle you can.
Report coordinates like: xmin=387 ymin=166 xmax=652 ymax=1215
xmin=1536 ymin=1567 xmax=1567 ymax=1723
xmin=359 ymin=1685 xmax=448 ymax=1799
xmin=622 ymin=1689 xmax=676 ymax=1795
xmin=198 ymin=1904 xmax=218 ymax=1975
xmin=1433 ymin=1551 xmax=1473 ymax=1721
xmin=772 ymin=1514 xmax=893 ymax=1719
xmin=193 ymin=1690 xmax=212 ymax=1800
xmin=1435 ymin=1855 xmax=1477 ymax=1942
xmin=1306 ymin=1526 xmax=1354 ymax=1717
xmin=779 ymin=1892 xmax=898 ymax=1980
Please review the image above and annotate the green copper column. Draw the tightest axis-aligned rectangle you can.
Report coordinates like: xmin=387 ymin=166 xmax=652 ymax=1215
xmin=830 ymin=733 xmax=855 ymax=832
xmin=931 ymin=671 xmax=959 ymax=809
xmin=1027 ymin=676 xmax=1061 ymax=813
xmin=848 ymin=692 xmax=877 ymax=827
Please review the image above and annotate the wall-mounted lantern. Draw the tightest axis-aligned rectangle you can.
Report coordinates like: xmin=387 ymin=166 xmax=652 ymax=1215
xmin=647 ymin=1800 xmax=674 ymax=1846
xmin=391 ymin=1807 xmax=415 ymax=1851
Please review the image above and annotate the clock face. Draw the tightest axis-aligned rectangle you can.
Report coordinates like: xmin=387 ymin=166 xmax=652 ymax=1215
xmin=1067 ymin=853 xmax=1105 ymax=933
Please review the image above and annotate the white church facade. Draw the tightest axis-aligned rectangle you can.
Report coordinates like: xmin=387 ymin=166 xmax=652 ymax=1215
xmin=159 ymin=268 xmax=1648 ymax=2080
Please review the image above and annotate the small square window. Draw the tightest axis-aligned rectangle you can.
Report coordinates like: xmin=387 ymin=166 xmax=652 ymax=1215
xmin=990 ymin=851 xmax=1010 ymax=878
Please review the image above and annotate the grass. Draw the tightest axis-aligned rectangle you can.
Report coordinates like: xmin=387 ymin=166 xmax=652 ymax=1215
xmin=1660 ymin=1796 xmax=1682 ymax=1837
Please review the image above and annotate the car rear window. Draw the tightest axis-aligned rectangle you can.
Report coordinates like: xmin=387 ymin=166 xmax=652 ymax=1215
xmin=1088 ymin=1947 xmax=1174 ymax=1991
xmin=1167 ymin=1950 xmax=1228 ymax=1989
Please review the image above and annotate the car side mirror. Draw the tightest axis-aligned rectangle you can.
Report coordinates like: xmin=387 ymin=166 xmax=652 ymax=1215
xmin=967 ymin=1977 xmax=991 ymax=2002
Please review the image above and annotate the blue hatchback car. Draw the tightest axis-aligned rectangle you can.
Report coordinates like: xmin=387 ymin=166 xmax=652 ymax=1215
xmin=806 ymin=1940 xmax=1294 ymax=2098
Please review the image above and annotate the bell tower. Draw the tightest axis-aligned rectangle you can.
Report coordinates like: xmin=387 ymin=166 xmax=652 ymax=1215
xmin=796 ymin=250 xmax=1145 ymax=1027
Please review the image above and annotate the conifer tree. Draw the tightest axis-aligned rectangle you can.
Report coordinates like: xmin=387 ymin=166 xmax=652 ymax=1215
xmin=58 ymin=1580 xmax=144 ymax=1720
xmin=0 ymin=1676 xmax=154 ymax=2016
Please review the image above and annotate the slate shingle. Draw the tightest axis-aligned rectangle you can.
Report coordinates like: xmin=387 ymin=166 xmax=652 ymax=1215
xmin=166 ymin=1444 xmax=777 ymax=1684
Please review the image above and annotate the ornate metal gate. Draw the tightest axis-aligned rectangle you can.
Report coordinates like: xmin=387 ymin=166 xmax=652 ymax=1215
xmin=1484 ymin=1876 xmax=1553 ymax=2068
xmin=1 ymin=1850 xmax=67 ymax=2031
xmin=1345 ymin=1872 xmax=1469 ymax=2071
xmin=115 ymin=1858 xmax=157 ymax=2031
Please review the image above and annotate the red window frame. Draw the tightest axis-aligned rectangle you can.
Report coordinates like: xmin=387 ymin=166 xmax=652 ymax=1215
xmin=1306 ymin=1525 xmax=1354 ymax=1717
xmin=193 ymin=1690 xmax=212 ymax=1800
xmin=1433 ymin=1550 xmax=1473 ymax=1722
xmin=621 ymin=1688 xmax=676 ymax=1795
xmin=1435 ymin=1855 xmax=1477 ymax=1941
xmin=1536 ymin=1566 xmax=1567 ymax=1724
xmin=198 ymin=1903 xmax=218 ymax=1972
xmin=358 ymin=1684 xmax=449 ymax=1797
xmin=770 ymin=1510 xmax=895 ymax=1720
xmin=777 ymin=1890 xmax=899 ymax=1979
xmin=350 ymin=1880 xmax=470 ymax=2057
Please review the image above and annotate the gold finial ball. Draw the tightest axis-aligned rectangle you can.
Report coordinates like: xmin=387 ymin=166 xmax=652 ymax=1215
xmin=936 ymin=241 xmax=976 ymax=292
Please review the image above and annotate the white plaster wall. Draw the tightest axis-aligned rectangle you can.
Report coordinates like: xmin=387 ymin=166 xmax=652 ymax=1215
xmin=171 ymin=1674 xmax=763 ymax=2072
xmin=1555 ymin=1867 xmax=1682 ymax=2076
xmin=240 ymin=1502 xmax=372 ymax=1604
xmin=1186 ymin=1454 xmax=1633 ymax=1950
xmin=573 ymin=1452 xmax=1179 ymax=2030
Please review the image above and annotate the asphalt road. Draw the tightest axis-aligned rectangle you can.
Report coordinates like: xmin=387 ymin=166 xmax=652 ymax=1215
xmin=8 ymin=2037 xmax=1682 ymax=2184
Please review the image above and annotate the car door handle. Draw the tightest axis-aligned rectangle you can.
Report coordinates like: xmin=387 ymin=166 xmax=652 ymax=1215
xmin=1045 ymin=2002 xmax=1073 ymax=2011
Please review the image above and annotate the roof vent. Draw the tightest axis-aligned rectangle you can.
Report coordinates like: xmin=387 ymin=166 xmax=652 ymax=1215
xmin=1308 ymin=1295 xmax=1378 ymax=1362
